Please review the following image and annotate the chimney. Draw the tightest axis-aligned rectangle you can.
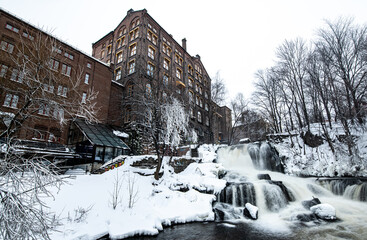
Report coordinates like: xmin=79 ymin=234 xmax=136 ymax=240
xmin=182 ymin=38 xmax=187 ymax=51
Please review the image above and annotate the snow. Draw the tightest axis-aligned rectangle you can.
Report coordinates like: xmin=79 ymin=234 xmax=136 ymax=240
xmin=273 ymin=122 xmax=367 ymax=177
xmin=113 ymin=130 xmax=129 ymax=138
xmin=198 ymin=144 xmax=220 ymax=163
xmin=310 ymin=203 xmax=336 ymax=220
xmin=245 ymin=203 xmax=258 ymax=219
xmin=46 ymin=150 xmax=225 ymax=240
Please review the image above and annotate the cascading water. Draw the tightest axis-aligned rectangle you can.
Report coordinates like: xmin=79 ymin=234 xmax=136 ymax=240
xmin=214 ymin=142 xmax=367 ymax=239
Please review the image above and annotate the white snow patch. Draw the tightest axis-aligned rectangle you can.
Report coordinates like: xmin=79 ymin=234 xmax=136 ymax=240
xmin=46 ymin=154 xmax=226 ymax=240
xmin=113 ymin=130 xmax=129 ymax=138
xmin=310 ymin=203 xmax=336 ymax=220
xmin=245 ymin=203 xmax=258 ymax=219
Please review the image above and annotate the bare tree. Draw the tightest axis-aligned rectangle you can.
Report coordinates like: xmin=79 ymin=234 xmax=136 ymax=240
xmin=121 ymin=58 xmax=191 ymax=180
xmin=0 ymin=28 xmax=99 ymax=239
xmin=229 ymin=93 xmax=248 ymax=145
xmin=211 ymin=71 xmax=227 ymax=106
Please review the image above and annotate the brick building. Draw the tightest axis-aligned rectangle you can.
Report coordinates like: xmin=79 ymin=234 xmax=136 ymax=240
xmin=92 ymin=9 xmax=213 ymax=143
xmin=1 ymin=8 xmax=233 ymax=162
xmin=0 ymin=9 xmax=113 ymax=145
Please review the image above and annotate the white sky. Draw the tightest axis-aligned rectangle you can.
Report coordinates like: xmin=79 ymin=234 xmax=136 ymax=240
xmin=2 ymin=0 xmax=367 ymax=104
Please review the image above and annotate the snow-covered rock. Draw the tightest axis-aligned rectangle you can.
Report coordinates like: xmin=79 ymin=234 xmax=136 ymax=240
xmin=310 ymin=203 xmax=336 ymax=220
xmin=244 ymin=203 xmax=258 ymax=220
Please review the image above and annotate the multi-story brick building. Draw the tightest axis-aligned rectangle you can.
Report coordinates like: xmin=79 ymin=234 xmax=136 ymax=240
xmin=92 ymin=9 xmax=213 ymax=143
xmin=0 ymin=9 xmax=113 ymax=145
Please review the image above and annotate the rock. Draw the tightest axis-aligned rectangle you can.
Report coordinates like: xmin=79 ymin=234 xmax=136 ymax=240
xmin=302 ymin=197 xmax=321 ymax=210
xmin=296 ymin=213 xmax=318 ymax=222
xmin=214 ymin=208 xmax=225 ymax=221
xmin=243 ymin=203 xmax=258 ymax=220
xmin=310 ymin=203 xmax=336 ymax=221
xmin=257 ymin=174 xmax=271 ymax=180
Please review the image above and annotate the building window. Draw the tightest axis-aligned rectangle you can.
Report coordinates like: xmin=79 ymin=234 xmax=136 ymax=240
xmin=3 ymin=93 xmax=19 ymax=108
xmin=107 ymin=45 xmax=112 ymax=55
xmin=1 ymin=41 xmax=14 ymax=54
xmin=189 ymin=91 xmax=194 ymax=102
xmin=124 ymin=108 xmax=131 ymax=123
xmin=38 ymin=103 xmax=50 ymax=116
xmin=49 ymin=59 xmax=59 ymax=71
xmin=196 ymin=96 xmax=200 ymax=105
xmin=52 ymin=46 xmax=62 ymax=54
xmin=175 ymin=54 xmax=183 ymax=66
xmin=5 ymin=23 xmax=19 ymax=33
xmin=163 ymin=75 xmax=169 ymax=86
xmin=147 ymin=30 xmax=158 ymax=45
xmin=57 ymin=85 xmax=68 ymax=97
xmin=188 ymin=65 xmax=194 ymax=75
xmin=146 ymin=83 xmax=152 ymax=97
xmin=129 ymin=28 xmax=139 ymax=41
xmin=147 ymin=62 xmax=154 ymax=77
xmin=176 ymin=68 xmax=182 ymax=79
xmin=127 ymin=85 xmax=133 ymax=97
xmin=53 ymin=107 xmax=64 ymax=121
xmin=10 ymin=69 xmax=23 ymax=83
xmin=0 ymin=64 xmax=8 ymax=77
xmin=195 ymin=84 xmax=199 ymax=92
xmin=100 ymin=50 xmax=105 ymax=59
xmin=205 ymin=91 xmax=208 ymax=99
xmin=64 ymin=52 xmax=74 ymax=60
xmin=116 ymin=51 xmax=123 ymax=63
xmin=115 ymin=68 xmax=122 ymax=80
xmin=128 ymin=60 xmax=135 ymax=74
xmin=121 ymin=36 xmax=126 ymax=46
xmin=197 ymin=111 xmax=202 ymax=123
xmin=148 ymin=46 xmax=155 ymax=60
xmin=61 ymin=64 xmax=71 ymax=76
xmin=163 ymin=58 xmax=170 ymax=70
xmin=118 ymin=28 xmax=126 ymax=37
xmin=205 ymin=103 xmax=209 ymax=111
xmin=129 ymin=43 xmax=137 ymax=56
xmin=189 ymin=78 xmax=194 ymax=88
xmin=199 ymin=86 xmax=203 ymax=95
xmin=190 ymin=108 xmax=194 ymax=118
xmin=163 ymin=44 xmax=171 ymax=56
xmin=85 ymin=73 xmax=90 ymax=84
xmin=206 ymin=116 xmax=210 ymax=126
xmin=81 ymin=92 xmax=87 ymax=104
xmin=22 ymin=31 xmax=34 ymax=41
xmin=131 ymin=18 xmax=140 ymax=29
xmin=199 ymin=98 xmax=203 ymax=108
xmin=44 ymin=83 xmax=54 ymax=93
xmin=87 ymin=63 xmax=92 ymax=68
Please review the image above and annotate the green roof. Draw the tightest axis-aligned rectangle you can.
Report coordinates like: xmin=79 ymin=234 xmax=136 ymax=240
xmin=74 ymin=119 xmax=130 ymax=149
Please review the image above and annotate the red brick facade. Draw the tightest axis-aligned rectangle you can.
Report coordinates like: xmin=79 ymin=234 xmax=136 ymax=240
xmin=92 ymin=9 xmax=213 ymax=143
xmin=0 ymin=9 xmax=113 ymax=144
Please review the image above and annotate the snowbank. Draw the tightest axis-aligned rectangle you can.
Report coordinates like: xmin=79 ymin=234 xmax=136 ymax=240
xmin=273 ymin=122 xmax=367 ymax=177
xmin=47 ymin=155 xmax=226 ymax=240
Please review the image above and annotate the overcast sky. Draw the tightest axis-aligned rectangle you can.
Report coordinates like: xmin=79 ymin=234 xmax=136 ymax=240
xmin=2 ymin=0 xmax=367 ymax=104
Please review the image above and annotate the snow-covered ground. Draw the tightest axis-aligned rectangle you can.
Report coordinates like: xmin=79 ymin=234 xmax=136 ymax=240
xmin=273 ymin=122 xmax=367 ymax=177
xmin=46 ymin=145 xmax=226 ymax=240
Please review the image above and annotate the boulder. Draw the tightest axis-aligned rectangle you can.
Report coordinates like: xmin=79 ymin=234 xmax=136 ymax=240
xmin=243 ymin=203 xmax=258 ymax=220
xmin=257 ymin=174 xmax=271 ymax=180
xmin=302 ymin=197 xmax=321 ymax=210
xmin=310 ymin=203 xmax=336 ymax=221
xmin=296 ymin=213 xmax=318 ymax=223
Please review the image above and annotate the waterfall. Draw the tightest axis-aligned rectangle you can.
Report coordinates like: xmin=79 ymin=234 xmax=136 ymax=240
xmin=317 ymin=179 xmax=367 ymax=201
xmin=213 ymin=142 xmax=367 ymax=239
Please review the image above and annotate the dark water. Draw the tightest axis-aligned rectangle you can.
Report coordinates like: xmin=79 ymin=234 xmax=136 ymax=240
xmin=124 ymin=222 xmax=293 ymax=240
